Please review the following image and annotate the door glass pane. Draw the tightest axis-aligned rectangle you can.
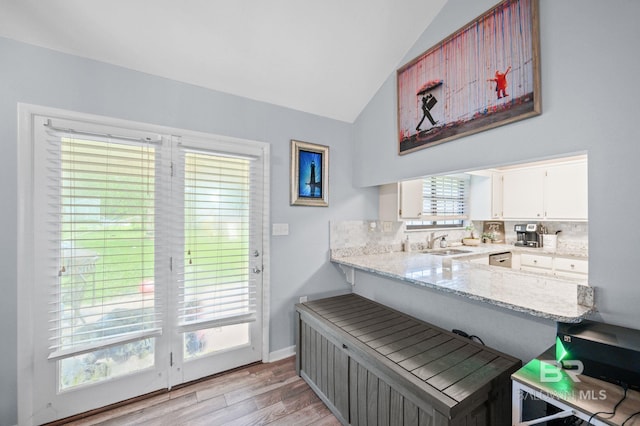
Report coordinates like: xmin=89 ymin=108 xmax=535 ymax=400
xmin=180 ymin=153 xmax=255 ymax=327
xmin=183 ymin=324 xmax=249 ymax=360
xmin=59 ymin=338 xmax=155 ymax=390
xmin=53 ymin=136 xmax=159 ymax=389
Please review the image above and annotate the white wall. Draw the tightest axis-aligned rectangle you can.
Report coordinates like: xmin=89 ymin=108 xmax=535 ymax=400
xmin=0 ymin=37 xmax=376 ymax=425
xmin=353 ymin=0 xmax=640 ymax=359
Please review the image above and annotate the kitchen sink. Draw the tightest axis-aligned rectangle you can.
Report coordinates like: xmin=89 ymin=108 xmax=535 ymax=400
xmin=423 ymin=248 xmax=473 ymax=256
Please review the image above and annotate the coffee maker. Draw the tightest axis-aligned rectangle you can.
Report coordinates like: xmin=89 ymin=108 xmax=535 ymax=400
xmin=514 ymin=223 xmax=543 ymax=247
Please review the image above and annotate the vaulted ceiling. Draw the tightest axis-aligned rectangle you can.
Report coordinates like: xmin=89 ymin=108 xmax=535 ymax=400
xmin=0 ymin=0 xmax=447 ymax=122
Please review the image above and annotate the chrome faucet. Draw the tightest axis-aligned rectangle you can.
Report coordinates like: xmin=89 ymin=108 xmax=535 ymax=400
xmin=427 ymin=232 xmax=448 ymax=249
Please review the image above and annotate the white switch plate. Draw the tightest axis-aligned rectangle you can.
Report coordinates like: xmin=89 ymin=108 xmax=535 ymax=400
xmin=272 ymin=223 xmax=289 ymax=236
xmin=299 ymin=296 xmax=308 ymax=303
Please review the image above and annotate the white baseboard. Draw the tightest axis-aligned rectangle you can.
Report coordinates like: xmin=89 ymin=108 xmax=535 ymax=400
xmin=268 ymin=345 xmax=296 ymax=362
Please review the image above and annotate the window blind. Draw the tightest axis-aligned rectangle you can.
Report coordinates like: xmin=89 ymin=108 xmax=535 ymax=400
xmin=175 ymin=147 xmax=260 ymax=333
xmin=46 ymin=127 xmax=164 ymax=359
xmin=406 ymin=175 xmax=469 ymax=229
xmin=420 ymin=175 xmax=469 ymax=221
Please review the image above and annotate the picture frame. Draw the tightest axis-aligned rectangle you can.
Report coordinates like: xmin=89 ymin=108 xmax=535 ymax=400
xmin=290 ymin=140 xmax=329 ymax=207
xmin=397 ymin=0 xmax=540 ymax=155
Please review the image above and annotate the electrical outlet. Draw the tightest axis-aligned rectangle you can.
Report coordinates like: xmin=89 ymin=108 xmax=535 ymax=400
xmin=299 ymin=296 xmax=308 ymax=303
xmin=272 ymin=223 xmax=289 ymax=236
xmin=382 ymin=221 xmax=392 ymax=232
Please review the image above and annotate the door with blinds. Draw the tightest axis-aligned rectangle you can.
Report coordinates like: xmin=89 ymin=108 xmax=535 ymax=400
xmin=170 ymin=137 xmax=264 ymax=386
xmin=27 ymin=114 xmax=266 ymax=424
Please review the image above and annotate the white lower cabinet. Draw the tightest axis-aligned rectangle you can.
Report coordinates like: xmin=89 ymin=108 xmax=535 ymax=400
xmin=520 ymin=253 xmax=553 ymax=274
xmin=554 ymin=256 xmax=588 ymax=278
xmin=519 ymin=252 xmax=588 ymax=279
xmin=469 ymin=255 xmax=489 ymax=265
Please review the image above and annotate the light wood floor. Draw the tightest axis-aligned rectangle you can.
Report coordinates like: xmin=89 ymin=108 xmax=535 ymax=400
xmin=55 ymin=356 xmax=341 ymax=426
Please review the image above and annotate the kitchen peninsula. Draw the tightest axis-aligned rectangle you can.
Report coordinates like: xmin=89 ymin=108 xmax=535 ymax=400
xmin=331 ymin=244 xmax=594 ymax=323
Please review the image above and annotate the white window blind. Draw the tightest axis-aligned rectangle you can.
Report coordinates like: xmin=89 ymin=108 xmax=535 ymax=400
xmin=175 ymin=147 xmax=260 ymax=333
xmin=407 ymin=175 xmax=469 ymax=229
xmin=45 ymin=127 xmax=164 ymax=359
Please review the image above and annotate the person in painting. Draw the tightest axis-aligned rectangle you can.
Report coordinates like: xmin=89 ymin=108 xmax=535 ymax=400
xmin=488 ymin=66 xmax=511 ymax=99
xmin=416 ymin=93 xmax=437 ymax=132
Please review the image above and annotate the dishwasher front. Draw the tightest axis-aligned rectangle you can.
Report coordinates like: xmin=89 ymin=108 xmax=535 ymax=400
xmin=489 ymin=251 xmax=512 ymax=268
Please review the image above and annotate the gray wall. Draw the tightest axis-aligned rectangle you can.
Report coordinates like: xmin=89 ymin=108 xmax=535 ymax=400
xmin=0 ymin=37 xmax=376 ymax=425
xmin=352 ymin=272 xmax=556 ymax=363
xmin=4 ymin=0 xmax=640 ymax=423
xmin=353 ymin=0 xmax=640 ymax=362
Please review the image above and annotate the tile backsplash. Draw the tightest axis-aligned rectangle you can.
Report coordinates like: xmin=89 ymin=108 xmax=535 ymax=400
xmin=330 ymin=220 xmax=588 ymax=258
xmin=330 ymin=220 xmax=404 ymax=258
xmin=502 ymin=220 xmax=589 ymax=255
xmin=329 ymin=220 xmax=470 ymax=257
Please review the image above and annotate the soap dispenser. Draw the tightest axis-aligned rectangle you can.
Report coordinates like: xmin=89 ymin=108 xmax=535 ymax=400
xmin=439 ymin=236 xmax=448 ymax=248
xmin=404 ymin=236 xmax=411 ymax=252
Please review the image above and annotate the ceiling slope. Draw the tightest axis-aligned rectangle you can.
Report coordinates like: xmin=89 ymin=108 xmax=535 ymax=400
xmin=0 ymin=0 xmax=446 ymax=122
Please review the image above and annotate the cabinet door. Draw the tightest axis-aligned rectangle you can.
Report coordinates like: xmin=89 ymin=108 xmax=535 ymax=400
xmin=399 ymin=178 xmax=424 ymax=220
xmin=520 ymin=253 xmax=553 ymax=274
xmin=469 ymin=256 xmax=489 ymax=265
xmin=491 ymin=172 xmax=504 ymax=219
xmin=554 ymin=257 xmax=588 ymax=278
xmin=468 ymin=174 xmax=492 ymax=220
xmin=502 ymin=168 xmax=545 ymax=219
xmin=378 ymin=179 xmax=423 ymax=221
xmin=544 ymin=162 xmax=588 ymax=220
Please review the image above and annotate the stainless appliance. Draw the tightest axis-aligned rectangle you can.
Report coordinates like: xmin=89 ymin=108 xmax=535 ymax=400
xmin=514 ymin=223 xmax=543 ymax=248
xmin=489 ymin=251 xmax=512 ymax=268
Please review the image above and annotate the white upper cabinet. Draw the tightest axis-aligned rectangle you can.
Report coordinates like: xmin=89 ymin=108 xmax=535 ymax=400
xmin=501 ymin=167 xmax=546 ymax=219
xmin=499 ymin=159 xmax=588 ymax=220
xmin=379 ymin=178 xmax=423 ymax=221
xmin=491 ymin=172 xmax=504 ymax=219
xmin=468 ymin=171 xmax=503 ymax=220
xmin=544 ymin=162 xmax=588 ymax=220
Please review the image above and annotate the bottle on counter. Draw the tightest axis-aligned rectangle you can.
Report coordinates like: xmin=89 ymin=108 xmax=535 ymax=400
xmin=440 ymin=236 xmax=448 ymax=248
xmin=403 ymin=236 xmax=411 ymax=252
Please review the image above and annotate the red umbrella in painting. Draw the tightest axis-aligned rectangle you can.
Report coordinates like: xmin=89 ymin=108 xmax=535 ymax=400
xmin=416 ymin=79 xmax=443 ymax=96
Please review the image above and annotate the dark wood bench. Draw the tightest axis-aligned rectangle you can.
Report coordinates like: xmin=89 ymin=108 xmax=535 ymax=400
xmin=295 ymin=293 xmax=521 ymax=426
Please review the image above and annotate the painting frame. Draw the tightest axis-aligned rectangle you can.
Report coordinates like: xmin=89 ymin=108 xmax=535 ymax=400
xmin=290 ymin=140 xmax=329 ymax=207
xmin=397 ymin=0 xmax=541 ymax=155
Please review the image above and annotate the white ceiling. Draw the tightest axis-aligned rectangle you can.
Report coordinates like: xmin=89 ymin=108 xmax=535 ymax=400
xmin=0 ymin=0 xmax=447 ymax=122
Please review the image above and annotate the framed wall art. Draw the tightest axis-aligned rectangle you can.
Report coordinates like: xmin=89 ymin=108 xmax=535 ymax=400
xmin=290 ymin=140 xmax=329 ymax=207
xmin=397 ymin=0 xmax=540 ymax=155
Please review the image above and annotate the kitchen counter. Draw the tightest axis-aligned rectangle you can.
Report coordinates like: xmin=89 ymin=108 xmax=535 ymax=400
xmin=331 ymin=244 xmax=594 ymax=323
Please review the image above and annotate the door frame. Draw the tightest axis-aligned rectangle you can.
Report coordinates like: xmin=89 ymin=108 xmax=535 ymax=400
xmin=17 ymin=103 xmax=271 ymax=425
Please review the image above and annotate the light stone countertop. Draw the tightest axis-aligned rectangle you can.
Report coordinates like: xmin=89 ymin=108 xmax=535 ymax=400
xmin=331 ymin=245 xmax=595 ymax=323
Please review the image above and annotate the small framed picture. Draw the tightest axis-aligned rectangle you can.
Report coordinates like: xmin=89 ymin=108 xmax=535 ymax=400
xmin=290 ymin=140 xmax=329 ymax=207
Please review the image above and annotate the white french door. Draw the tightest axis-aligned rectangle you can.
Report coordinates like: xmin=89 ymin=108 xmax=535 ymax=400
xmin=21 ymin=110 xmax=267 ymax=425
xmin=168 ymin=137 xmax=265 ymax=386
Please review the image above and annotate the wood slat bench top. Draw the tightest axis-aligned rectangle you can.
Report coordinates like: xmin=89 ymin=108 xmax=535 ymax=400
xmin=299 ymin=293 xmax=521 ymax=410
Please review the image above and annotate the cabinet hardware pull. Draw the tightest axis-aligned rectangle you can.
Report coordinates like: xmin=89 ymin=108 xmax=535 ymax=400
xmin=342 ymin=344 xmax=348 ymax=350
